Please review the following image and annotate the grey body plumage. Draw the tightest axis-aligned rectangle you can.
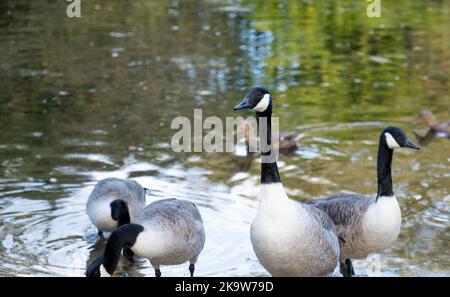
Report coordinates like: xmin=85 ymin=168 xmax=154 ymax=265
xmin=307 ymin=194 xmax=374 ymax=259
xmin=132 ymin=198 xmax=206 ymax=269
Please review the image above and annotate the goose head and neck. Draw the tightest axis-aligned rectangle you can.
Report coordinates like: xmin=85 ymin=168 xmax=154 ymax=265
xmin=234 ymin=87 xmax=281 ymax=184
xmin=377 ymin=127 xmax=420 ymax=200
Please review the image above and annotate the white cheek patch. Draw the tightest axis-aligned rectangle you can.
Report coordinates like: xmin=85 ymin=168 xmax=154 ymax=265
xmin=385 ymin=132 xmax=400 ymax=149
xmin=100 ymin=264 xmax=111 ymax=277
xmin=252 ymin=94 xmax=270 ymax=112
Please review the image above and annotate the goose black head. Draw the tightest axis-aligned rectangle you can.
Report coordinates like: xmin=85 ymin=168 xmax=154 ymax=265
xmin=86 ymin=256 xmax=111 ymax=277
xmin=382 ymin=127 xmax=420 ymax=150
xmin=234 ymin=87 xmax=271 ymax=112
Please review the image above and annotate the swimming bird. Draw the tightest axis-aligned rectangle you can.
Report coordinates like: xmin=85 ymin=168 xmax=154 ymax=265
xmin=413 ymin=109 xmax=450 ymax=145
xmin=307 ymin=127 xmax=420 ymax=277
xmin=236 ymin=120 xmax=304 ymax=153
xmin=86 ymin=178 xmax=147 ymax=261
xmin=234 ymin=87 xmax=340 ymax=276
xmin=415 ymin=109 xmax=450 ymax=134
xmin=236 ymin=120 xmax=304 ymax=171
xmin=86 ymin=198 xmax=206 ymax=277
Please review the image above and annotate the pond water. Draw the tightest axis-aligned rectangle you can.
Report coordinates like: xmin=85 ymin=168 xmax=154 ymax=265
xmin=0 ymin=0 xmax=449 ymax=276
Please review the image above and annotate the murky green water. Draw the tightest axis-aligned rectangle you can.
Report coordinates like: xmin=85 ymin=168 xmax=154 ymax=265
xmin=0 ymin=0 xmax=449 ymax=276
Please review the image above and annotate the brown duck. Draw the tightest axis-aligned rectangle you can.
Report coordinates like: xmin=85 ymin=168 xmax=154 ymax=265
xmin=413 ymin=109 xmax=450 ymax=145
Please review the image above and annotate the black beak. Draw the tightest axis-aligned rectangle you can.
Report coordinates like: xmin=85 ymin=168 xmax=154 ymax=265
xmin=404 ymin=139 xmax=420 ymax=150
xmin=234 ymin=97 xmax=251 ymax=111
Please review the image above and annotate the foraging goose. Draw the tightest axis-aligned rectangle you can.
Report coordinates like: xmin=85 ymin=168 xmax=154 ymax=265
xmin=307 ymin=127 xmax=420 ymax=277
xmin=86 ymin=178 xmax=146 ymax=261
xmin=86 ymin=198 xmax=206 ymax=277
xmin=234 ymin=87 xmax=340 ymax=276
xmin=86 ymin=178 xmax=146 ymax=235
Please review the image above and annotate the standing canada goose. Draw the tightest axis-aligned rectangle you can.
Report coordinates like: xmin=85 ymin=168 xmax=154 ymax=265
xmin=86 ymin=178 xmax=146 ymax=261
xmin=86 ymin=198 xmax=206 ymax=277
xmin=307 ymin=127 xmax=420 ymax=277
xmin=234 ymin=87 xmax=340 ymax=276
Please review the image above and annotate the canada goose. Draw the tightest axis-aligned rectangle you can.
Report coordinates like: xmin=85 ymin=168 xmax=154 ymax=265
xmin=86 ymin=198 xmax=205 ymax=277
xmin=234 ymin=87 xmax=340 ymax=276
xmin=307 ymin=127 xmax=420 ymax=277
xmin=86 ymin=178 xmax=146 ymax=261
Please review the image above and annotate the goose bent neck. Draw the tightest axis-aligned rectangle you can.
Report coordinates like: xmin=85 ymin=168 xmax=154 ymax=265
xmin=102 ymin=223 xmax=144 ymax=274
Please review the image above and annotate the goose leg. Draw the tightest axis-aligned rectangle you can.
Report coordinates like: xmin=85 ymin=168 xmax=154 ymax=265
xmin=346 ymin=259 xmax=355 ymax=276
xmin=189 ymin=263 xmax=195 ymax=277
xmin=122 ymin=246 xmax=135 ymax=263
xmin=340 ymin=259 xmax=355 ymax=277
xmin=155 ymin=268 xmax=161 ymax=277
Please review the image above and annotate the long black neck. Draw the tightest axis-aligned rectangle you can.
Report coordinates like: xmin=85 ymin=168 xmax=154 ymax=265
xmin=377 ymin=140 xmax=394 ymax=199
xmin=110 ymin=199 xmax=130 ymax=227
xmin=102 ymin=223 xmax=143 ymax=274
xmin=257 ymin=103 xmax=281 ymax=184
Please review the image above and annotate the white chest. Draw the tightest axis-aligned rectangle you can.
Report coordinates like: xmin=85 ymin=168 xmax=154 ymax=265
xmin=251 ymin=184 xmax=337 ymax=276
xmin=361 ymin=196 xmax=402 ymax=252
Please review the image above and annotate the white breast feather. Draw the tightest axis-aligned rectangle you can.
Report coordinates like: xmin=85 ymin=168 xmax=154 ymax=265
xmin=362 ymin=196 xmax=402 ymax=252
xmin=251 ymin=183 xmax=338 ymax=276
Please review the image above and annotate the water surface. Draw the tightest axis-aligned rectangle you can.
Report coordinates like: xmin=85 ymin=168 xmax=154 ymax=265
xmin=0 ymin=0 xmax=449 ymax=276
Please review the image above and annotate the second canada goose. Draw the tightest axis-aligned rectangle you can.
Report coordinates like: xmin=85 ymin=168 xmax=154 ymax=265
xmin=86 ymin=178 xmax=146 ymax=261
xmin=86 ymin=198 xmax=205 ymax=277
xmin=307 ymin=127 xmax=420 ymax=277
xmin=234 ymin=87 xmax=340 ymax=276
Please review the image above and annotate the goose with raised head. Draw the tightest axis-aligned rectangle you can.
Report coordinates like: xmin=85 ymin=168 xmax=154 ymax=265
xmin=307 ymin=127 xmax=420 ymax=277
xmin=234 ymin=87 xmax=339 ymax=276
xmin=86 ymin=198 xmax=205 ymax=277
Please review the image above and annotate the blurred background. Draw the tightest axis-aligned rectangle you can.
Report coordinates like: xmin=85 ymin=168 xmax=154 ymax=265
xmin=0 ymin=0 xmax=448 ymax=276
